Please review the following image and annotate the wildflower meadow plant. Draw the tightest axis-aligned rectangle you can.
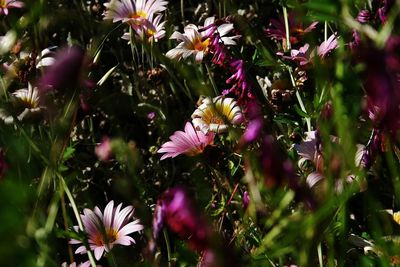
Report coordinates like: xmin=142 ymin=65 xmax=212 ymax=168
xmin=70 ymin=201 xmax=144 ymax=261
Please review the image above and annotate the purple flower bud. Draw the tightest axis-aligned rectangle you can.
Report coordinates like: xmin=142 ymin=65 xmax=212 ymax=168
xmin=242 ymin=118 xmax=263 ymax=143
xmin=320 ymin=101 xmax=333 ymax=121
xmin=152 ymin=200 xmax=165 ymax=240
xmin=378 ymin=0 xmax=395 ymax=23
xmin=357 ymin=10 xmax=370 ymax=24
xmin=39 ymin=46 xmax=86 ymax=93
xmin=355 ymin=37 xmax=400 ymax=135
xmin=95 ymin=137 xmax=112 ymax=161
xmin=147 ymin=112 xmax=156 ymax=120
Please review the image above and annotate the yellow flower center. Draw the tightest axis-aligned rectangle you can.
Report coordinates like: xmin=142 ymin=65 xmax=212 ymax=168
xmin=146 ymin=28 xmax=156 ymax=38
xmin=129 ymin=10 xmax=147 ymax=20
xmin=191 ymin=38 xmax=210 ymax=51
xmin=93 ymin=228 xmax=119 ymax=246
xmin=185 ymin=147 xmax=204 ymax=156
xmin=393 ymin=212 xmax=400 ymax=225
xmin=201 ymin=106 xmax=225 ymax=125
xmin=0 ymin=0 xmax=5 ymax=7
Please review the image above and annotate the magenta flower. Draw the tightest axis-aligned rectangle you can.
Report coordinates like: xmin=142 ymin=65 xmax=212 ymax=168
xmin=0 ymin=0 xmax=24 ymax=15
xmin=38 ymin=46 xmax=87 ymax=93
xmin=153 ymin=187 xmax=212 ymax=252
xmin=157 ymin=122 xmax=214 ymax=160
xmin=240 ymin=101 xmax=263 ymax=145
xmin=378 ymin=0 xmax=395 ymax=23
xmin=265 ymin=12 xmax=318 ymax=45
xmin=70 ymin=200 xmax=144 ymax=261
xmin=224 ymin=59 xmax=254 ymax=102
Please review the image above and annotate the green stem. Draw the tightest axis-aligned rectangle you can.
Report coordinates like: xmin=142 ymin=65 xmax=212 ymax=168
xmin=288 ymin=67 xmax=311 ymax=132
xmin=163 ymin=229 xmax=172 ymax=267
xmin=59 ymin=175 xmax=97 ymax=267
xmin=61 ymin=193 xmax=75 ymax=263
xmin=180 ymin=0 xmax=185 ymax=26
xmin=205 ymin=63 xmax=219 ymax=96
xmin=318 ymin=242 xmax=323 ymax=267
xmin=282 ymin=6 xmax=291 ymax=51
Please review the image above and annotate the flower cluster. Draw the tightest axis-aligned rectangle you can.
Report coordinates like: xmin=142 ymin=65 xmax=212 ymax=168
xmin=103 ymin=0 xmax=168 ymax=42
xmin=158 ymin=96 xmax=243 ymax=160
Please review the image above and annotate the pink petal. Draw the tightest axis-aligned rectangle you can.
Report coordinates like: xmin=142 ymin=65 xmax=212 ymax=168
xmin=118 ymin=220 xmax=144 ymax=236
xmin=103 ymin=200 xmax=114 ymax=229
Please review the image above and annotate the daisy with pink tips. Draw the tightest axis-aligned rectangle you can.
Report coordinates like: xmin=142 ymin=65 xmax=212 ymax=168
xmin=103 ymin=0 xmax=167 ymax=24
xmin=103 ymin=0 xmax=167 ymax=42
xmin=0 ymin=0 xmax=24 ymax=15
xmin=70 ymin=200 xmax=144 ymax=261
xmin=122 ymin=14 xmax=166 ymax=42
xmin=157 ymin=122 xmax=215 ymax=160
xmin=166 ymin=17 xmax=239 ymax=63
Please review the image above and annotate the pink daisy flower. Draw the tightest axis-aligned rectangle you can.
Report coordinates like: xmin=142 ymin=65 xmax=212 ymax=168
xmin=0 ymin=0 xmax=24 ymax=15
xmin=317 ymin=33 xmax=338 ymax=58
xmin=70 ymin=200 xmax=144 ymax=261
xmin=157 ymin=122 xmax=214 ymax=160
xmin=265 ymin=12 xmax=318 ymax=45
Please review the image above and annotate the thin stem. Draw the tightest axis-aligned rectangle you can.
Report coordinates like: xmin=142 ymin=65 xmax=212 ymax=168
xmin=318 ymin=242 xmax=323 ymax=267
xmin=129 ymin=27 xmax=139 ymax=71
xmin=93 ymin=23 xmax=124 ymax=60
xmin=223 ymin=0 xmax=226 ymax=17
xmin=282 ymin=6 xmax=291 ymax=51
xmin=324 ymin=21 xmax=328 ymax=42
xmin=163 ymin=229 xmax=172 ymax=267
xmin=205 ymin=63 xmax=219 ymax=96
xmin=61 ymin=193 xmax=75 ymax=263
xmin=288 ymin=67 xmax=311 ymax=132
xmin=59 ymin=175 xmax=97 ymax=267
xmin=180 ymin=0 xmax=185 ymax=26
